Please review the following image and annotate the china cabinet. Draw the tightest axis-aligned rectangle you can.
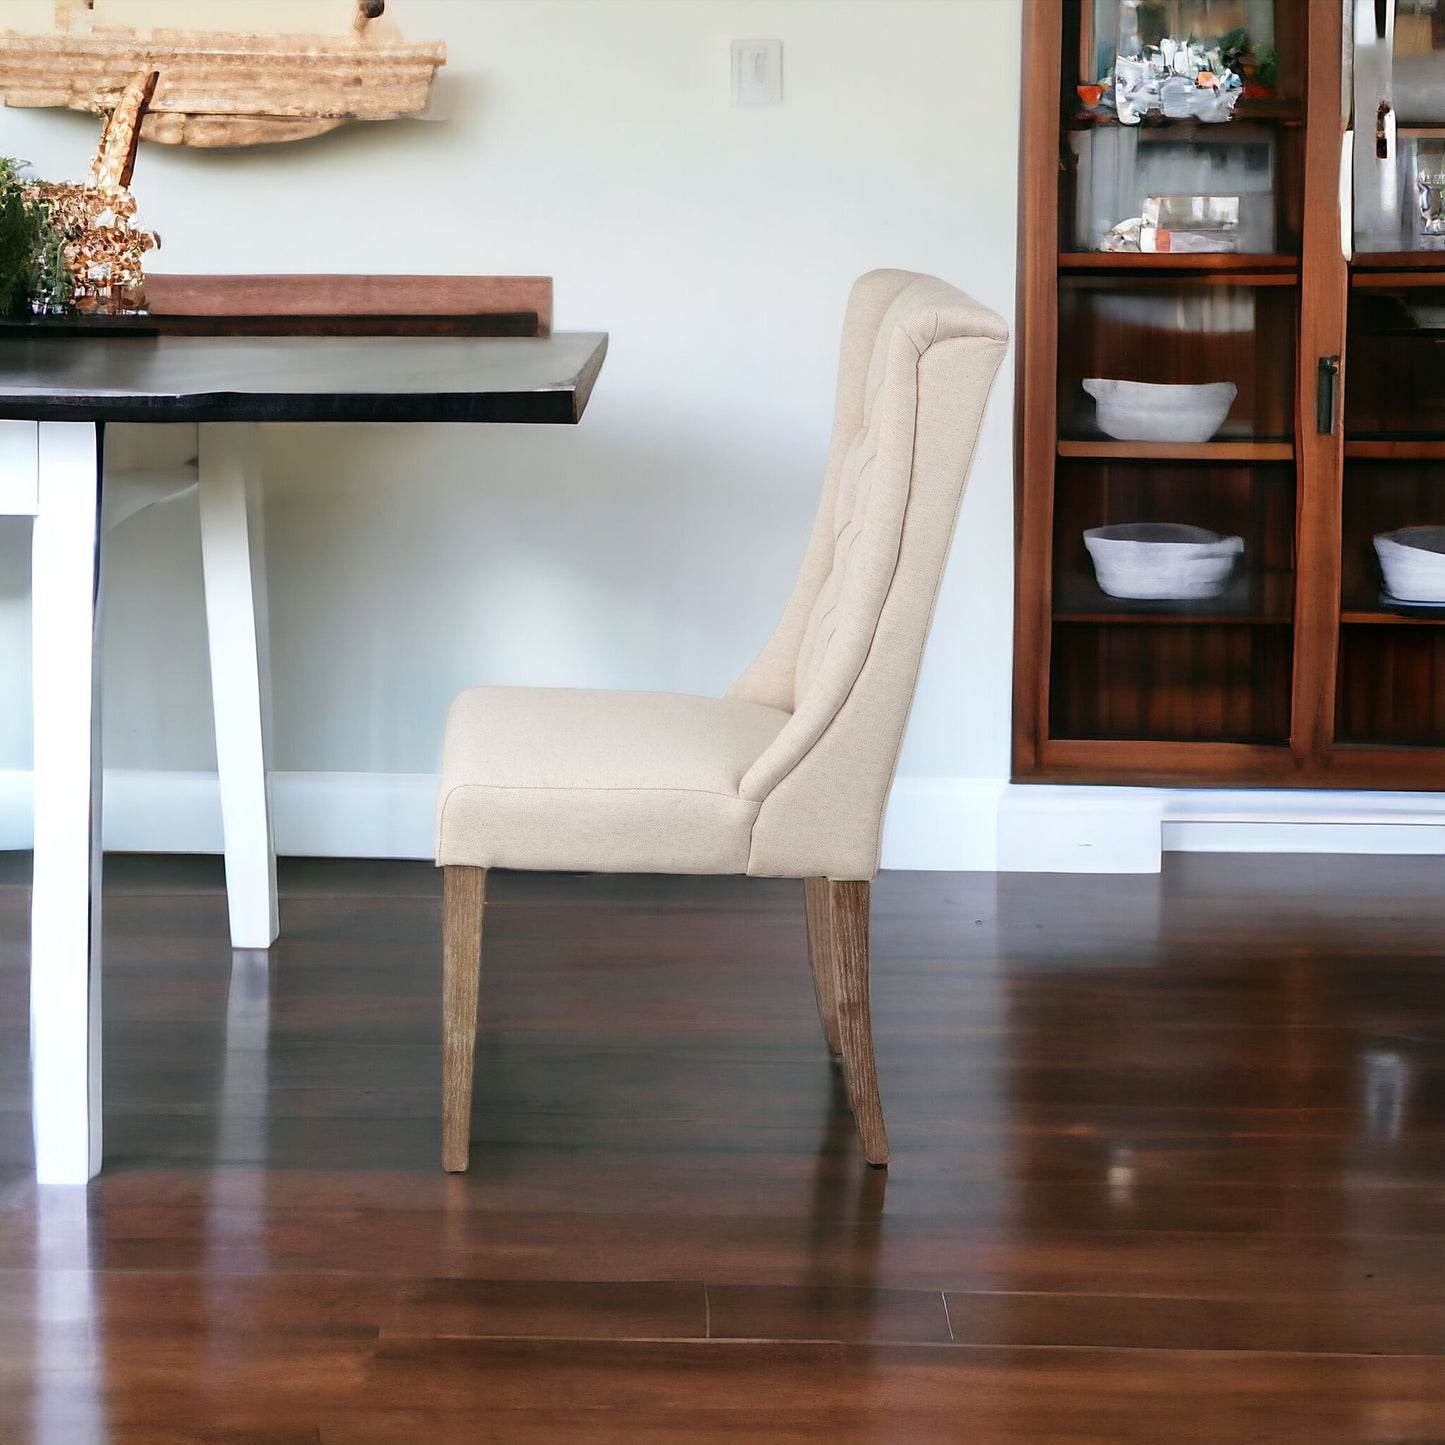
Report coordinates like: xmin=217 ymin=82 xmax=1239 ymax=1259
xmin=1014 ymin=0 xmax=1445 ymax=787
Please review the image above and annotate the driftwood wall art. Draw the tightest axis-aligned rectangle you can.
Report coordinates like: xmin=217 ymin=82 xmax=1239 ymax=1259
xmin=0 ymin=0 xmax=445 ymax=148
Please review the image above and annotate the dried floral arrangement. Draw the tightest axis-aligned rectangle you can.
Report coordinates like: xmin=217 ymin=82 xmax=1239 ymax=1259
xmin=0 ymin=68 xmax=159 ymax=316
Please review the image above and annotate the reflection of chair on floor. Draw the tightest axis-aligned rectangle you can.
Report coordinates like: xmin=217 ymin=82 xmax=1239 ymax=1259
xmin=102 ymin=274 xmax=554 ymax=949
xmin=436 ymin=270 xmax=1008 ymax=1171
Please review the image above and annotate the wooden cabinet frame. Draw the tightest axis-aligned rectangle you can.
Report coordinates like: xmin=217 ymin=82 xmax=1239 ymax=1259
xmin=1013 ymin=0 xmax=1445 ymax=789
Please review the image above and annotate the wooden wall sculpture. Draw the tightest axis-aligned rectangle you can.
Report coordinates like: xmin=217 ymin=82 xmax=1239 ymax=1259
xmin=0 ymin=0 xmax=445 ymax=148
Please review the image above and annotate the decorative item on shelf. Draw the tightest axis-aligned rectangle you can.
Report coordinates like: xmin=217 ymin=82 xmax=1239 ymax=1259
xmin=0 ymin=0 xmax=445 ymax=148
xmin=1100 ymin=216 xmax=1145 ymax=252
xmin=1415 ymin=141 xmax=1445 ymax=239
xmin=22 ymin=68 xmax=159 ymax=314
xmin=1375 ymin=527 xmax=1445 ymax=605
xmin=1082 ymin=378 xmax=1237 ymax=443
xmin=1139 ymin=195 xmax=1241 ymax=253
xmin=1084 ymin=523 xmax=1244 ymax=601
xmin=1110 ymin=31 xmax=1245 ymax=126
xmin=1418 ymin=173 xmax=1445 ymax=237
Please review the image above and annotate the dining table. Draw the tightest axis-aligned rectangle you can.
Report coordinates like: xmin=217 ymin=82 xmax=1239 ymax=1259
xmin=0 ymin=281 xmax=607 ymax=1183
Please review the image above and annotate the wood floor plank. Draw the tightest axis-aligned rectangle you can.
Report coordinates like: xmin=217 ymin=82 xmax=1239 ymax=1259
xmin=944 ymin=1290 xmax=1445 ymax=1355
xmin=354 ymin=1338 xmax=1445 ymax=1439
xmin=705 ymin=1283 xmax=952 ymax=1343
xmin=379 ymin=1277 xmax=706 ymax=1341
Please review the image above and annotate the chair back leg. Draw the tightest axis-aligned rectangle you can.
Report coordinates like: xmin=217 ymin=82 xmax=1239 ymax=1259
xmin=803 ymin=877 xmax=843 ymax=1056
xmin=827 ymin=879 xmax=889 ymax=1166
xmin=442 ymin=865 xmax=487 ymax=1172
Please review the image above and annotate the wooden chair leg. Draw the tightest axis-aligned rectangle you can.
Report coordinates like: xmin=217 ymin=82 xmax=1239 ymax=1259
xmin=803 ymin=877 xmax=842 ymax=1057
xmin=828 ymin=879 xmax=889 ymax=1167
xmin=442 ymin=865 xmax=486 ymax=1173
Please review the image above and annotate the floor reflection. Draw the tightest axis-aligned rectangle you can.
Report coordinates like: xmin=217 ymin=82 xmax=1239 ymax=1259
xmin=30 ymin=1185 xmax=106 ymax=1445
xmin=1363 ymin=1049 xmax=1409 ymax=1142
xmin=804 ymin=1066 xmax=887 ymax=1290
xmin=214 ymin=948 xmax=271 ymax=1168
xmin=206 ymin=948 xmax=272 ymax=1280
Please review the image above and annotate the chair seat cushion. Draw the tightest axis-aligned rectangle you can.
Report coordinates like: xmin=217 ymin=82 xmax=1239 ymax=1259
xmin=436 ymin=687 xmax=791 ymax=873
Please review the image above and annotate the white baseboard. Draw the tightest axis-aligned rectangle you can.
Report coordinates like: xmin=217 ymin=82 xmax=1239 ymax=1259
xmin=1161 ymin=789 xmax=1445 ymax=857
xmin=271 ymin=771 xmax=436 ymax=858
xmin=880 ymin=777 xmax=1004 ymax=871
xmin=4 ymin=769 xmax=1445 ymax=873
xmin=996 ymin=784 xmax=1445 ymax=871
xmin=0 ymin=768 xmax=438 ymax=859
xmin=997 ymin=784 xmax=1165 ymax=873
xmin=0 ymin=771 xmax=30 ymax=850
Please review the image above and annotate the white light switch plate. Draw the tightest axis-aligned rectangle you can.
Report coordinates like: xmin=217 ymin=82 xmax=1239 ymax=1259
xmin=731 ymin=39 xmax=782 ymax=105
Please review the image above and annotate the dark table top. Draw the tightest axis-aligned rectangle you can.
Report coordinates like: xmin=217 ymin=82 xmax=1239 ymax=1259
xmin=0 ymin=331 xmax=609 ymax=424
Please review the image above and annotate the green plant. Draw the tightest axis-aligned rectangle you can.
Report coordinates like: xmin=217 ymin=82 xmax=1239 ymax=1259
xmin=1214 ymin=27 xmax=1277 ymax=89
xmin=1215 ymin=26 xmax=1251 ymax=73
xmin=1253 ymin=42 xmax=1278 ymax=90
xmin=0 ymin=158 xmax=40 ymax=314
xmin=0 ymin=157 xmax=73 ymax=315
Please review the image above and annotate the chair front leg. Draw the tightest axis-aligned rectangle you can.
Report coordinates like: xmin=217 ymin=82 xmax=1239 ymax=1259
xmin=803 ymin=877 xmax=842 ymax=1056
xmin=442 ymin=865 xmax=487 ymax=1172
xmin=828 ymin=879 xmax=888 ymax=1167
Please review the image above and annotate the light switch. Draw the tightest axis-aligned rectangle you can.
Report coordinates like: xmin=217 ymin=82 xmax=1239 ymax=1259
xmin=731 ymin=39 xmax=782 ymax=106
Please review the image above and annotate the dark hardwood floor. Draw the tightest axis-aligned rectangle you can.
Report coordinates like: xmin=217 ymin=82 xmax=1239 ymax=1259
xmin=2 ymin=852 xmax=1445 ymax=1442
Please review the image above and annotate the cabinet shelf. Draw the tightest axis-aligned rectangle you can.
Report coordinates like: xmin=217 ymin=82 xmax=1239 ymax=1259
xmin=1059 ymin=253 xmax=1299 ymax=280
xmin=1352 ymin=254 xmax=1445 ymax=275
xmin=1055 ymin=571 xmax=1292 ymax=625
xmin=1058 ymin=439 xmax=1294 ymax=461
xmin=1341 ymin=610 xmax=1445 ymax=625
xmin=1070 ymin=100 xmax=1303 ymax=129
xmin=1345 ymin=440 xmax=1445 ymax=459
xmin=1352 ymin=268 xmax=1445 ymax=289
xmin=1057 ymin=611 xmax=1291 ymax=626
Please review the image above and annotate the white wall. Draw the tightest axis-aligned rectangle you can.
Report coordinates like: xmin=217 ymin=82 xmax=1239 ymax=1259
xmin=0 ymin=0 xmax=1023 ymax=865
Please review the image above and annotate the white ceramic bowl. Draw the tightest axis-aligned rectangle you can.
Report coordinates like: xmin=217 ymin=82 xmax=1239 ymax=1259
xmin=1084 ymin=522 xmax=1244 ymax=600
xmin=1375 ymin=526 xmax=1445 ymax=603
xmin=1082 ymin=378 xmax=1237 ymax=443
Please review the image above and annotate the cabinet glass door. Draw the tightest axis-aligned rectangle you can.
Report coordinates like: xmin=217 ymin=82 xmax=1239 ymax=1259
xmin=1353 ymin=0 xmax=1445 ymax=253
xmin=1337 ymin=4 xmax=1445 ymax=764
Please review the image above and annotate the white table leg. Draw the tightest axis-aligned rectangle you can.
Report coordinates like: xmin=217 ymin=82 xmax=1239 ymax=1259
xmin=198 ymin=423 xmax=279 ymax=950
xmin=30 ymin=422 xmax=104 ymax=1185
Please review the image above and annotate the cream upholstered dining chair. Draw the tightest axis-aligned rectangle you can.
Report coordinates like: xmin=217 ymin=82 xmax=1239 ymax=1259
xmin=436 ymin=270 xmax=1008 ymax=1171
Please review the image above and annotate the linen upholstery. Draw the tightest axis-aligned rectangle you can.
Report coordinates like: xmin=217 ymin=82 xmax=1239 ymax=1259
xmin=437 ymin=688 xmax=789 ymax=873
xmin=436 ymin=270 xmax=1008 ymax=881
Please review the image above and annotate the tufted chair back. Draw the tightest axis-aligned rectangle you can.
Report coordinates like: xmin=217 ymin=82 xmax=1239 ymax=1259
xmin=728 ymin=271 xmax=1008 ymax=880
